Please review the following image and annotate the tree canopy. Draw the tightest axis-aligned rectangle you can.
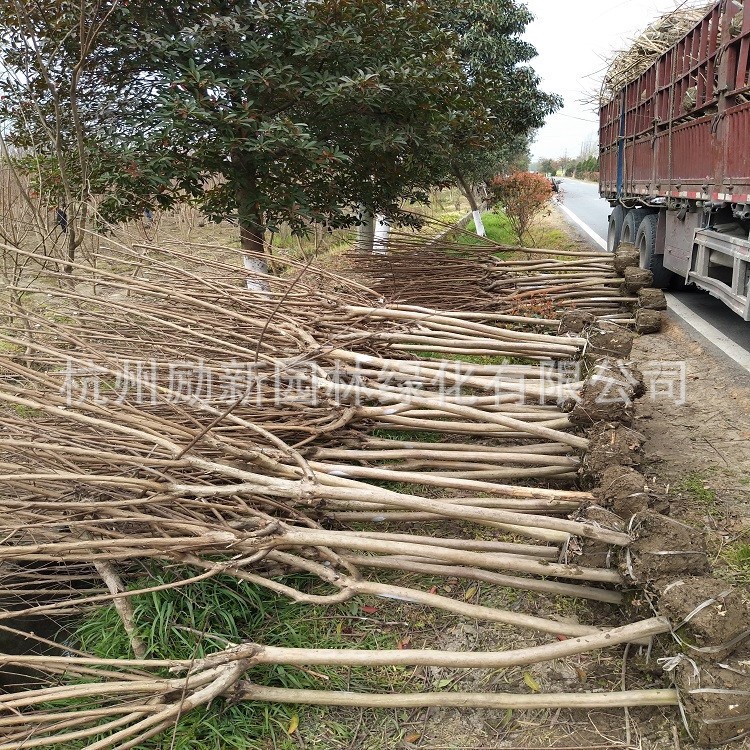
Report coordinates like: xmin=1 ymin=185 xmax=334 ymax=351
xmin=0 ymin=0 xmax=560 ymax=254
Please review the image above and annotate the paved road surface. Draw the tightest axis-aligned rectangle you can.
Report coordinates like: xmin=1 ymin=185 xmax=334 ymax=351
xmin=557 ymin=177 xmax=750 ymax=373
xmin=557 ymin=178 xmax=610 ymax=247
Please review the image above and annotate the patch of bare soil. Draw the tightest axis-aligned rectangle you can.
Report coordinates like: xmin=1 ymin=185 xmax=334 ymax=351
xmin=632 ymin=317 xmax=750 ymax=533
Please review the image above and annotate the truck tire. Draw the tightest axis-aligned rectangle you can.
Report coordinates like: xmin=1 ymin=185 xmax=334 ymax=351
xmin=635 ymin=212 xmax=674 ymax=289
xmin=621 ymin=208 xmax=649 ymax=245
xmin=607 ymin=205 xmax=625 ymax=252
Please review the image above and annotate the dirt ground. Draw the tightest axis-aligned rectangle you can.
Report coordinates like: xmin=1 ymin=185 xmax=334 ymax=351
xmin=633 ymin=316 xmax=750 ymax=533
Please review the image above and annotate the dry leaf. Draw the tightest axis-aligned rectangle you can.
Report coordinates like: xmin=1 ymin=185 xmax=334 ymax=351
xmin=522 ymin=671 xmax=541 ymax=692
xmin=463 ymin=585 xmax=477 ymax=601
xmin=362 ymin=605 xmax=378 ymax=614
xmin=287 ymin=713 xmax=299 ymax=735
xmin=404 ymin=731 xmax=421 ymax=743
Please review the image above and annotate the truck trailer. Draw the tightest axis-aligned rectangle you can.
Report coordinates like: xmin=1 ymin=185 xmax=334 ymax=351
xmin=599 ymin=0 xmax=750 ymax=319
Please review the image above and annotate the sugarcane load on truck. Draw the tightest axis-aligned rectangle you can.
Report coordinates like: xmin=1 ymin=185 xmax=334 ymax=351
xmin=599 ymin=0 xmax=750 ymax=320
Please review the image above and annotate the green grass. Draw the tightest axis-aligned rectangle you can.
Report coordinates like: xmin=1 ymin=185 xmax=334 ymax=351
xmin=371 ymin=428 xmax=443 ymax=442
xmin=677 ymin=472 xmax=718 ymax=509
xmin=409 ymin=350 xmax=537 ymax=367
xmin=57 ymin=568 xmax=413 ymax=749
xmin=719 ymin=539 xmax=750 ymax=584
xmin=464 ymin=209 xmax=581 ymax=254
xmin=464 ymin=211 xmax=516 ymax=246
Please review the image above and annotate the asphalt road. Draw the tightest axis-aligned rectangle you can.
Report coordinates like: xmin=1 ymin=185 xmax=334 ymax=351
xmin=557 ymin=178 xmax=610 ymax=245
xmin=557 ymin=177 xmax=750 ymax=372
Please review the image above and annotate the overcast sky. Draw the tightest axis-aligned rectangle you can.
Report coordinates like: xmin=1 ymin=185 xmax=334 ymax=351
xmin=522 ymin=0 xmax=708 ymax=161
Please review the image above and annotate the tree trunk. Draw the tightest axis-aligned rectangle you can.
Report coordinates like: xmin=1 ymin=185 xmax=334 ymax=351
xmin=236 ymin=184 xmax=270 ymax=293
xmin=358 ymin=210 xmax=375 ymax=252
xmin=373 ymin=215 xmax=390 ymax=254
xmin=453 ymin=166 xmax=486 ymax=238
xmin=240 ymin=227 xmax=269 ymax=292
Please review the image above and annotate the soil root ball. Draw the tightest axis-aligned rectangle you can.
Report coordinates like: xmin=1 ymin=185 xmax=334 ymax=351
xmin=569 ymin=365 xmax=638 ymax=427
xmin=614 ymin=244 xmax=640 ymax=275
xmin=581 ymin=423 xmax=646 ymax=484
xmin=674 ymin=657 xmax=750 ymax=747
xmin=655 ymin=577 xmax=750 ymax=662
xmin=635 ymin=309 xmax=663 ymax=334
xmin=593 ymin=465 xmax=650 ymax=516
xmin=637 ymin=288 xmax=667 ymax=311
xmin=558 ymin=310 xmax=596 ymax=335
xmin=622 ymin=267 xmax=654 ymax=294
xmin=625 ymin=512 xmax=709 ymax=583
xmin=568 ymin=504 xmax=626 ymax=568
xmin=586 ymin=323 xmax=636 ymax=360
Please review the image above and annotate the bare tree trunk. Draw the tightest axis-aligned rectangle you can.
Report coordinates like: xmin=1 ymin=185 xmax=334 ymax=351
xmin=453 ymin=165 xmax=486 ymax=237
xmin=237 ymin=195 xmax=270 ymax=292
xmin=240 ymin=224 xmax=269 ymax=292
xmin=373 ymin=215 xmax=390 ymax=254
xmin=358 ymin=210 xmax=375 ymax=252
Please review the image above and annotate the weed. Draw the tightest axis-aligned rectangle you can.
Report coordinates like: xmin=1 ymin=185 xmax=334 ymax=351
xmin=6 ymin=402 xmax=43 ymax=418
xmin=61 ymin=567 xmax=411 ymax=749
xmin=371 ymin=428 xmax=442 ymax=443
xmin=411 ymin=350 xmax=535 ymax=366
xmin=463 ymin=211 xmax=516 ymax=246
xmin=677 ymin=472 xmax=718 ymax=509
xmin=720 ymin=539 xmax=750 ymax=584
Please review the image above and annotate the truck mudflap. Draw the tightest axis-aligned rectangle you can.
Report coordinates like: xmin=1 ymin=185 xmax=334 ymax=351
xmin=690 ymin=229 xmax=750 ymax=321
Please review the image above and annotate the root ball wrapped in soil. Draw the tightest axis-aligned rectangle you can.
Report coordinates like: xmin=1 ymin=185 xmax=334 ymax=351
xmin=626 ymin=511 xmax=709 ymax=582
xmin=673 ymin=657 xmax=750 ymax=747
xmin=656 ymin=577 xmax=750 ymax=661
xmin=593 ymin=465 xmax=650 ymax=516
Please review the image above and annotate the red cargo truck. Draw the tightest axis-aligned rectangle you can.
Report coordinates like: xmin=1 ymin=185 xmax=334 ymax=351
xmin=599 ymin=0 xmax=750 ymax=319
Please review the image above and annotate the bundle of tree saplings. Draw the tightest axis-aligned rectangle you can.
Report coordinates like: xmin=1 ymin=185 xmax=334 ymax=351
xmin=599 ymin=3 xmax=713 ymax=103
xmin=349 ymin=226 xmax=637 ymax=318
xmin=0 ymin=240 xmax=675 ymax=747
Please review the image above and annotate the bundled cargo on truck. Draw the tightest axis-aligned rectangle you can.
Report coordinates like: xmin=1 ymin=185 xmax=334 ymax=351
xmin=601 ymin=3 xmax=713 ymax=103
xmin=599 ymin=0 xmax=750 ymax=320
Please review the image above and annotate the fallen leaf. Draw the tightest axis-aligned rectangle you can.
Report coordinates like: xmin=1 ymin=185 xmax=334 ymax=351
xmin=522 ymin=671 xmax=541 ymax=692
xmin=286 ymin=713 xmax=299 ymax=735
xmin=556 ymin=634 xmax=567 ymax=641
xmin=575 ymin=666 xmax=588 ymax=682
xmin=428 ymin=586 xmax=438 ymax=595
xmin=335 ymin=621 xmax=343 ymax=635
xmin=361 ymin=605 xmax=378 ymax=614
xmin=463 ymin=585 xmax=478 ymax=601
xmin=404 ymin=731 xmax=421 ymax=743
xmin=398 ymin=636 xmax=412 ymax=649
xmin=436 ymin=678 xmax=452 ymax=688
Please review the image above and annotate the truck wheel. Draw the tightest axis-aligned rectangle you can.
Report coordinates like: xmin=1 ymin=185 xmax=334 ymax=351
xmin=636 ymin=213 xmax=674 ymax=289
xmin=607 ymin=205 xmax=625 ymax=252
xmin=621 ymin=208 xmax=649 ymax=245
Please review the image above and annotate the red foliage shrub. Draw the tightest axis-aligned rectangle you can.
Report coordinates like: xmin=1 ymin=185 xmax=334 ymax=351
xmin=489 ymin=171 xmax=554 ymax=245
